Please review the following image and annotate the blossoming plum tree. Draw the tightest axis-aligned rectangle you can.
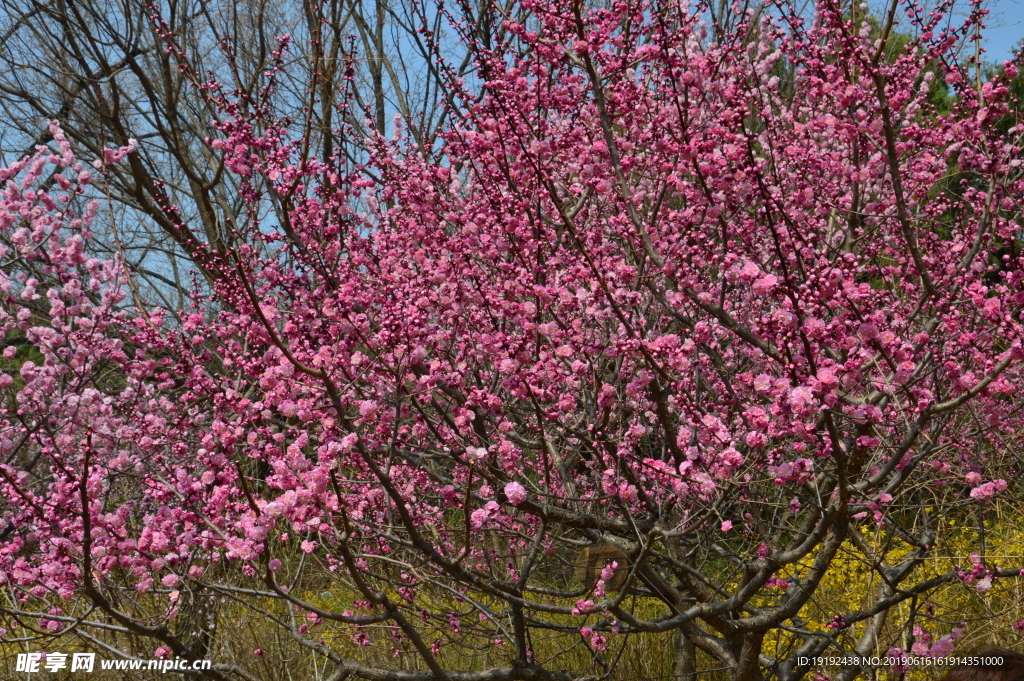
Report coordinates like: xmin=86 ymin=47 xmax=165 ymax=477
xmin=1 ymin=0 xmax=1023 ymax=680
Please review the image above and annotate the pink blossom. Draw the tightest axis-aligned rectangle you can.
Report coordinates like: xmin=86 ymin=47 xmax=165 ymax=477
xmin=888 ymin=648 xmax=911 ymax=674
xmin=788 ymin=386 xmax=816 ymax=413
xmin=504 ymin=481 xmax=527 ymax=505
xmin=929 ymin=635 xmax=956 ymax=658
xmin=970 ymin=483 xmax=998 ymax=502
xmin=739 ymin=261 xmax=761 ymax=281
xmin=751 ymin=275 xmax=778 ymax=294
xmin=470 ymin=508 xmax=488 ymax=530
xmin=466 ymin=446 xmax=488 ymax=461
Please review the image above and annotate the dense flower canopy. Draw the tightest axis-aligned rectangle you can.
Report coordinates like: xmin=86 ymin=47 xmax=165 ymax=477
xmin=1 ymin=0 xmax=1023 ymax=679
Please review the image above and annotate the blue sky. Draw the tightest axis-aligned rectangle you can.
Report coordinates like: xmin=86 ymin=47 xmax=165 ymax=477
xmin=983 ymin=0 xmax=1024 ymax=60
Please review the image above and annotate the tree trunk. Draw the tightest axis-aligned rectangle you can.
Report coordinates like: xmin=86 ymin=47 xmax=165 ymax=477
xmin=673 ymin=629 xmax=697 ymax=681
